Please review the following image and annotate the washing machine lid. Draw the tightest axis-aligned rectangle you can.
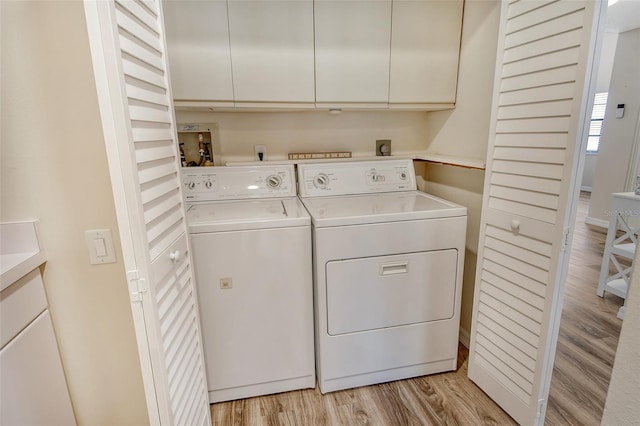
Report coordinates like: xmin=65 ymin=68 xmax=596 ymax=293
xmin=187 ymin=197 xmax=310 ymax=233
xmin=300 ymin=191 xmax=466 ymax=227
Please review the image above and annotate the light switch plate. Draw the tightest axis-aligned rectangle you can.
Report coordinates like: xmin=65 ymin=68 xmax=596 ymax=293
xmin=84 ymin=229 xmax=116 ymax=265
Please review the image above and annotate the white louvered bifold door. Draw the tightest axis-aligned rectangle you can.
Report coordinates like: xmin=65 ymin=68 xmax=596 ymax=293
xmin=83 ymin=1 xmax=210 ymax=425
xmin=468 ymin=1 xmax=602 ymax=425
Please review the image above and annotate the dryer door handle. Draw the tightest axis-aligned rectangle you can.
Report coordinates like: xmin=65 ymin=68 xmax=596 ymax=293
xmin=379 ymin=261 xmax=409 ymax=276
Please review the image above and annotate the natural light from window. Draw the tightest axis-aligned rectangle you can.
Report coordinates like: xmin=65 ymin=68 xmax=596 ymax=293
xmin=587 ymin=92 xmax=608 ymax=153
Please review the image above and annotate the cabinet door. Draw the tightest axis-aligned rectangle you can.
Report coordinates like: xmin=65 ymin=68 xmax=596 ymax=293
xmin=228 ymin=0 xmax=315 ymax=104
xmin=163 ymin=0 xmax=233 ymax=103
xmin=314 ymin=0 xmax=392 ymax=106
xmin=389 ymin=0 xmax=463 ymax=107
xmin=1 ymin=311 xmax=76 ymax=425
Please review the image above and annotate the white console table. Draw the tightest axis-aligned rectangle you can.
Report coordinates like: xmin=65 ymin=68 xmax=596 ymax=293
xmin=597 ymin=192 xmax=640 ymax=319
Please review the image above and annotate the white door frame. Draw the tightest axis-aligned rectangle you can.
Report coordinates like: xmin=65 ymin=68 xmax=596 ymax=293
xmin=536 ymin=0 xmax=610 ymax=422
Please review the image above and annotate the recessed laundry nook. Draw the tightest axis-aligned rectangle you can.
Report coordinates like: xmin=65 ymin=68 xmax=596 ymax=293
xmin=3 ymin=0 xmax=640 ymax=425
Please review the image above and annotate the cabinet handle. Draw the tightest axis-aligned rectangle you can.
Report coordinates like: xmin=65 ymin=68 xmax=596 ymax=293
xmin=379 ymin=261 xmax=409 ymax=276
xmin=169 ymin=250 xmax=181 ymax=262
xmin=510 ymin=220 xmax=521 ymax=234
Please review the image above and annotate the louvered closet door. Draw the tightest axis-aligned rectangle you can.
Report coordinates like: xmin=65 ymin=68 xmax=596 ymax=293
xmin=83 ymin=1 xmax=210 ymax=425
xmin=468 ymin=1 xmax=600 ymax=425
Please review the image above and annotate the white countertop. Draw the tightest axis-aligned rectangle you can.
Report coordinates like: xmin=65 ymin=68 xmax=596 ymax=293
xmin=613 ymin=191 xmax=640 ymax=201
xmin=1 ymin=221 xmax=47 ymax=291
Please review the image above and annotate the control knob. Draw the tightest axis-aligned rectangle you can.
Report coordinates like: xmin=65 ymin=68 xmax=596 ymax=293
xmin=370 ymin=172 xmax=385 ymax=183
xmin=266 ymin=175 xmax=282 ymax=189
xmin=186 ymin=181 xmax=196 ymax=190
xmin=313 ymin=173 xmax=330 ymax=189
xmin=204 ymin=180 xmax=213 ymax=189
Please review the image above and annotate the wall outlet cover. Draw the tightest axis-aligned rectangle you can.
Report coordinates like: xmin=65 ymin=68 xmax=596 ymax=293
xmin=376 ymin=140 xmax=391 ymax=156
xmin=254 ymin=145 xmax=267 ymax=161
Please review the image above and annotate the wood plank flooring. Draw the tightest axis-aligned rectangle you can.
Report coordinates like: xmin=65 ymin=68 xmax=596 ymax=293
xmin=211 ymin=345 xmax=516 ymax=426
xmin=545 ymin=192 xmax=623 ymax=425
xmin=210 ymin=192 xmax=622 ymax=425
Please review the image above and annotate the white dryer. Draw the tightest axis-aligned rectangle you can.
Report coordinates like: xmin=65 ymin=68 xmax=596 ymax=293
xmin=297 ymin=159 xmax=467 ymax=393
xmin=183 ymin=165 xmax=315 ymax=403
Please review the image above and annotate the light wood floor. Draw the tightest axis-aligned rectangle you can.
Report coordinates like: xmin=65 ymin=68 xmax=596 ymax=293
xmin=211 ymin=344 xmax=516 ymax=426
xmin=210 ymin=192 xmax=622 ymax=425
xmin=545 ymin=192 xmax=623 ymax=425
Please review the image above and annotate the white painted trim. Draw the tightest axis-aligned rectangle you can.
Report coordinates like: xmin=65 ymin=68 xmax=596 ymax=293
xmin=536 ymin=2 xmax=609 ymax=425
xmin=581 ymin=186 xmax=593 ymax=192
xmin=585 ymin=216 xmax=610 ymax=229
xmin=624 ymin=107 xmax=640 ymax=192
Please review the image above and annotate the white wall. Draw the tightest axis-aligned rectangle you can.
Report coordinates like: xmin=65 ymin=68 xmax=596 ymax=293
xmin=596 ymin=32 xmax=619 ymax=93
xmin=0 ymin=2 xmax=148 ymax=424
xmin=419 ymin=0 xmax=501 ymax=341
xmin=581 ymin=154 xmax=598 ymax=191
xmin=175 ymin=110 xmax=430 ymax=163
xmin=580 ymin=31 xmax=619 ymax=191
xmin=588 ymin=28 xmax=640 ymax=225
xmin=420 ymin=0 xmax=501 ymax=163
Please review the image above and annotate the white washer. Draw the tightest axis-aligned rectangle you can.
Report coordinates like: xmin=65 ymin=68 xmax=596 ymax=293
xmin=297 ymin=159 xmax=467 ymax=393
xmin=183 ymin=165 xmax=315 ymax=403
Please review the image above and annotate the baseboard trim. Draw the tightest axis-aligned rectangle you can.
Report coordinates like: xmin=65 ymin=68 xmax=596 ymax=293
xmin=459 ymin=328 xmax=470 ymax=348
xmin=585 ymin=216 xmax=609 ymax=229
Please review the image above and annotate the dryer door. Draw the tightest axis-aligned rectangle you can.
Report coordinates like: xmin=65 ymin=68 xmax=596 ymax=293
xmin=326 ymin=249 xmax=458 ymax=335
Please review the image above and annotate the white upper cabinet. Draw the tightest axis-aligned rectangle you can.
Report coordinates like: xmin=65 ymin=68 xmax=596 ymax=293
xmin=228 ymin=0 xmax=315 ymax=105
xmin=314 ymin=0 xmax=392 ymax=106
xmin=389 ymin=0 xmax=463 ymax=108
xmin=163 ymin=0 xmax=463 ymax=110
xmin=163 ymin=0 xmax=234 ymax=103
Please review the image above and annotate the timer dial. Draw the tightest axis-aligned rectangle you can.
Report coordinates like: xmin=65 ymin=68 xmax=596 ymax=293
xmin=266 ymin=174 xmax=282 ymax=189
xmin=313 ymin=173 xmax=330 ymax=189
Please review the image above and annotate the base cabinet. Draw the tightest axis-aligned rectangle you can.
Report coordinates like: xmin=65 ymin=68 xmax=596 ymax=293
xmin=1 ymin=270 xmax=76 ymax=426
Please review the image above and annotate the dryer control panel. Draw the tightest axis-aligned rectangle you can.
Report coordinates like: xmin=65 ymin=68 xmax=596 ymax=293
xmin=182 ymin=165 xmax=296 ymax=202
xmin=298 ymin=159 xmax=417 ymax=197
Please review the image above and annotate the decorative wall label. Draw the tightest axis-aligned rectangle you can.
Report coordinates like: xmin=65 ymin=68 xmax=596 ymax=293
xmin=288 ymin=152 xmax=352 ymax=160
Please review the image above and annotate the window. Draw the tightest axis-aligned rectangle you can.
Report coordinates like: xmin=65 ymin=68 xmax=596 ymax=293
xmin=587 ymin=92 xmax=608 ymax=152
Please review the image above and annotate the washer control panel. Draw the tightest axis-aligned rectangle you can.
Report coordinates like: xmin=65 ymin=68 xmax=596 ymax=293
xmin=298 ymin=159 xmax=417 ymax=197
xmin=182 ymin=165 xmax=295 ymax=202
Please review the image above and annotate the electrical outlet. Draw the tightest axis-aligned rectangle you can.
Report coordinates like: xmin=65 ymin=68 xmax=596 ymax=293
xmin=254 ymin=145 xmax=267 ymax=161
